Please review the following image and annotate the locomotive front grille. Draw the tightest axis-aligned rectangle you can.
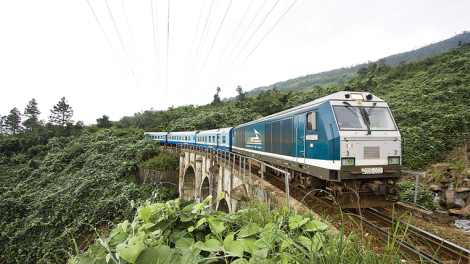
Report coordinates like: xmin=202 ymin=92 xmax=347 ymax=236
xmin=364 ymin=146 xmax=380 ymax=159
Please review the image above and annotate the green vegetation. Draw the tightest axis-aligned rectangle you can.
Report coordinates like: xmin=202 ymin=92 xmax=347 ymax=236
xmin=242 ymin=31 xmax=470 ymax=97
xmin=0 ymin=129 xmax=163 ymax=263
xmin=140 ymin=152 xmax=179 ymax=172
xmin=347 ymin=43 xmax=470 ymax=169
xmin=396 ymin=181 xmax=438 ymax=211
xmin=69 ymin=196 xmax=421 ymax=264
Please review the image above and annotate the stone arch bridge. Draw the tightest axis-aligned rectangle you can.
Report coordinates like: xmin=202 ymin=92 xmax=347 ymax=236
xmin=170 ymin=145 xmax=315 ymax=216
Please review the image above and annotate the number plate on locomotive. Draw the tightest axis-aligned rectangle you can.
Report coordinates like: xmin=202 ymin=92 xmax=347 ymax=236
xmin=361 ymin=167 xmax=383 ymax=174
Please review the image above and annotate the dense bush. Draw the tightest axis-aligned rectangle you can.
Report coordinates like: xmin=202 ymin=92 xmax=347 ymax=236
xmin=0 ymin=129 xmax=160 ymax=263
xmin=397 ymin=180 xmax=438 ymax=211
xmin=139 ymin=152 xmax=179 ymax=172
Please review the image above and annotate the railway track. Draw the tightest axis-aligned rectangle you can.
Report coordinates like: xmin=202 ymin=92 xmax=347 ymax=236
xmin=187 ymin=148 xmax=470 ymax=263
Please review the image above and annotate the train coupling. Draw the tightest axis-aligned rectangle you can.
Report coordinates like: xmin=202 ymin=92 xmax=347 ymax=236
xmin=365 ymin=181 xmax=390 ymax=196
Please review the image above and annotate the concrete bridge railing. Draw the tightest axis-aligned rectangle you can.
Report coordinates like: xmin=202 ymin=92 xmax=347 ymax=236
xmin=174 ymin=144 xmax=320 ymax=219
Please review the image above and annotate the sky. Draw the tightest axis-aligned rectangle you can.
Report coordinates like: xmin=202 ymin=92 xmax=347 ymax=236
xmin=1 ymin=0 xmax=469 ymax=125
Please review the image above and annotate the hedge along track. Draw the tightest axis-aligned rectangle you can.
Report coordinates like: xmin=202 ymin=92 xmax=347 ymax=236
xmin=182 ymin=148 xmax=470 ymax=263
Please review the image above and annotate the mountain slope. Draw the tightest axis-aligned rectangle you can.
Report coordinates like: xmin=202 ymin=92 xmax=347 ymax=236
xmin=241 ymin=31 xmax=470 ymax=98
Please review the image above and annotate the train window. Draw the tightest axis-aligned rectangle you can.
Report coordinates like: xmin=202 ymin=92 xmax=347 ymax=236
xmin=222 ymin=136 xmax=226 ymax=144
xmin=307 ymin=112 xmax=316 ymax=131
xmin=212 ymin=136 xmax=215 ymax=143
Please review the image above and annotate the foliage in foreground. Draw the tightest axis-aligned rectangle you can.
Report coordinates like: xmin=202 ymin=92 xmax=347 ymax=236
xmin=0 ymin=129 xmax=160 ymax=263
xmin=69 ymin=195 xmax=419 ymax=264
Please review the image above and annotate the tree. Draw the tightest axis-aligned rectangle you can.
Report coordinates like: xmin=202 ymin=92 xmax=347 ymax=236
xmin=49 ymin=97 xmax=74 ymax=128
xmin=23 ymin=98 xmax=41 ymax=131
xmin=211 ymin=87 xmax=222 ymax=106
xmin=96 ymin=115 xmax=112 ymax=128
xmin=5 ymin=107 xmax=22 ymax=134
xmin=0 ymin=115 xmax=7 ymax=136
xmin=236 ymin=85 xmax=246 ymax=101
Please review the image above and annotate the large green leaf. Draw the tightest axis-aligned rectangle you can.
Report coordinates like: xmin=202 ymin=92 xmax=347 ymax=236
xmin=182 ymin=203 xmax=198 ymax=212
xmin=116 ymin=242 xmax=146 ymax=264
xmin=237 ymin=236 xmax=256 ymax=254
xmin=288 ymin=215 xmax=310 ymax=230
xmin=208 ymin=218 xmax=226 ymax=234
xmin=138 ymin=204 xmax=152 ymax=222
xmin=134 ymin=245 xmax=174 ymax=264
xmin=199 ymin=239 xmax=222 ymax=252
xmin=175 ymin=237 xmax=194 ymax=251
xmin=237 ymin=223 xmax=260 ymax=238
xmin=224 ymin=240 xmax=244 ymax=257
xmin=252 ymin=247 xmax=269 ymax=258
xmin=302 ymin=220 xmax=329 ymax=232
xmin=179 ymin=248 xmax=202 ymax=264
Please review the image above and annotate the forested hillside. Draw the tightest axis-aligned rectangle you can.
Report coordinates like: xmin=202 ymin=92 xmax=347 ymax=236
xmin=119 ymin=42 xmax=470 ymax=170
xmin=238 ymin=31 xmax=470 ymax=97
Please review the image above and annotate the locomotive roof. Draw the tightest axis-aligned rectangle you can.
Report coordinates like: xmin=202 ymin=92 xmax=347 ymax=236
xmin=197 ymin=127 xmax=232 ymax=135
xmin=236 ymin=91 xmax=384 ymax=127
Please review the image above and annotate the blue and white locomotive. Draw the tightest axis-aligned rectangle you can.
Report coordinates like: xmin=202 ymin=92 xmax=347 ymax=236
xmin=146 ymin=91 xmax=401 ymax=208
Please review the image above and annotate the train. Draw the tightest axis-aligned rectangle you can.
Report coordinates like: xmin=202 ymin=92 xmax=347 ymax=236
xmin=145 ymin=91 xmax=402 ymax=208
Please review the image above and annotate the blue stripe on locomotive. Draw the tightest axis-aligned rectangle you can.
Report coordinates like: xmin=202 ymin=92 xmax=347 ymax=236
xmin=233 ymin=101 xmax=340 ymax=161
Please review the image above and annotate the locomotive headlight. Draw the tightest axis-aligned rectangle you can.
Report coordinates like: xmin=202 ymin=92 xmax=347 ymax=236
xmin=388 ymin=157 xmax=400 ymax=165
xmin=341 ymin=158 xmax=355 ymax=166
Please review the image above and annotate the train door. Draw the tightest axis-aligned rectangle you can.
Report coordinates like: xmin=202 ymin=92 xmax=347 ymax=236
xmin=216 ymin=134 xmax=219 ymax=149
xmin=294 ymin=114 xmax=306 ymax=165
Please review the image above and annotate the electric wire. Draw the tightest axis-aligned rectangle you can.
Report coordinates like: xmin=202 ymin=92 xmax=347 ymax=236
xmin=221 ymin=0 xmax=299 ymax=87
xmin=205 ymin=0 xmax=269 ymax=93
xmin=212 ymin=0 xmax=281 ymax=91
xmin=182 ymin=0 xmax=206 ymax=90
xmin=190 ymin=0 xmax=233 ymax=93
xmin=165 ymin=0 xmax=170 ymax=98
xmin=183 ymin=0 xmax=215 ymax=93
xmin=120 ymin=0 xmax=143 ymax=82
xmin=182 ymin=0 xmax=220 ymax=104
xmin=104 ymin=0 xmax=139 ymax=85
xmin=151 ymin=0 xmax=160 ymax=90
xmin=85 ymin=0 xmax=126 ymax=76
xmin=199 ymin=0 xmax=255 ymax=95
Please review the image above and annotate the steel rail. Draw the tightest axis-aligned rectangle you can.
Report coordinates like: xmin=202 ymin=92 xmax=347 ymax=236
xmin=367 ymin=208 xmax=470 ymax=264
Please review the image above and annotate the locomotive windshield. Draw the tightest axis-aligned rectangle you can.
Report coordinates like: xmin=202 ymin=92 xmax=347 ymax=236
xmin=333 ymin=106 xmax=397 ymax=131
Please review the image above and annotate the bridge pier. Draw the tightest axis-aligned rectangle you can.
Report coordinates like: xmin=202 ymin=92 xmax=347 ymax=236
xmin=177 ymin=147 xmax=322 ymax=220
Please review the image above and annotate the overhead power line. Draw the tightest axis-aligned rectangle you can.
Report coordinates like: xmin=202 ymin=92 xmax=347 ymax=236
xmin=204 ymin=0 xmax=269 ymax=93
xmin=86 ymin=0 xmax=126 ymax=76
xmin=165 ymin=0 xmax=170 ymax=98
xmin=183 ymin=0 xmax=215 ymax=93
xmin=199 ymin=0 xmax=256 ymax=96
xmin=221 ymin=0 xmax=299 ymax=88
xmin=151 ymin=0 xmax=160 ymax=90
xmin=104 ymin=0 xmax=139 ymax=86
xmin=191 ymin=0 xmax=233 ymax=92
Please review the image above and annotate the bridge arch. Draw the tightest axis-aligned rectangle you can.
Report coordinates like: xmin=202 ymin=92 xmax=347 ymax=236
xmin=182 ymin=165 xmax=196 ymax=201
xmin=200 ymin=176 xmax=210 ymax=201
xmin=217 ymin=198 xmax=230 ymax=213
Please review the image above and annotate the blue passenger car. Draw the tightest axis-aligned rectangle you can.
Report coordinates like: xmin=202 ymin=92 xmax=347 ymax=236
xmin=167 ymin=131 xmax=198 ymax=145
xmin=196 ymin=127 xmax=233 ymax=151
xmin=144 ymin=132 xmax=168 ymax=145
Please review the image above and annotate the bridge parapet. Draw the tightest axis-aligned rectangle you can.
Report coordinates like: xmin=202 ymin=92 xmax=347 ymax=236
xmin=176 ymin=145 xmax=322 ymax=219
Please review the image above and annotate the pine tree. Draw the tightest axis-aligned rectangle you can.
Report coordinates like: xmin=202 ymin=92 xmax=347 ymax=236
xmin=5 ymin=107 xmax=22 ymax=134
xmin=23 ymin=98 xmax=41 ymax=131
xmin=49 ymin=97 xmax=74 ymax=128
